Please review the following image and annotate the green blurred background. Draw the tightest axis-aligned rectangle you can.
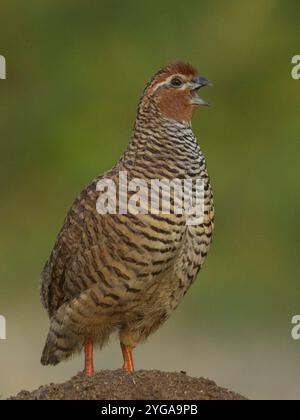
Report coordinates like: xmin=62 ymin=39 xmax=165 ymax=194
xmin=0 ymin=0 xmax=300 ymax=400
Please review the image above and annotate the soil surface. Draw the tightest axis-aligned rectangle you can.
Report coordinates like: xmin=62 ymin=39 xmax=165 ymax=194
xmin=10 ymin=370 xmax=246 ymax=400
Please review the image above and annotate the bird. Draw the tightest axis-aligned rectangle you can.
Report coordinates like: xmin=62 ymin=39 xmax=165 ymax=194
xmin=40 ymin=61 xmax=215 ymax=377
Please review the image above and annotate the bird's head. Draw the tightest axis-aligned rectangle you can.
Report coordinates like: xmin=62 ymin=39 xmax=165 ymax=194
xmin=140 ymin=61 xmax=212 ymax=124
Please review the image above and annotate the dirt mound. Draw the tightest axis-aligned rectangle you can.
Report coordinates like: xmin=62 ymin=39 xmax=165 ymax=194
xmin=10 ymin=370 xmax=246 ymax=400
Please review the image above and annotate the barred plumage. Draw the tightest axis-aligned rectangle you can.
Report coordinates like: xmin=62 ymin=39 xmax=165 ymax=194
xmin=40 ymin=62 xmax=214 ymax=375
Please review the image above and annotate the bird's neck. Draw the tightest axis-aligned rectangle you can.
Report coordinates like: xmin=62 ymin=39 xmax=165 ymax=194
xmin=118 ymin=104 xmax=204 ymax=179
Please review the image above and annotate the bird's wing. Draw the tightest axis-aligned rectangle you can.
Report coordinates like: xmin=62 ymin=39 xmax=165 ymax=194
xmin=40 ymin=168 xmax=184 ymax=319
xmin=40 ymin=173 xmax=157 ymax=318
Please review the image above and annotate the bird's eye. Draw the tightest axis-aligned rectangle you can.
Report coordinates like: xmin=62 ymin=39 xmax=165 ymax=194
xmin=170 ymin=77 xmax=183 ymax=87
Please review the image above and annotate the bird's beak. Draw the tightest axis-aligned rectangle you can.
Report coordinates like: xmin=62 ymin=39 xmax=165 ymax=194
xmin=190 ymin=75 xmax=213 ymax=106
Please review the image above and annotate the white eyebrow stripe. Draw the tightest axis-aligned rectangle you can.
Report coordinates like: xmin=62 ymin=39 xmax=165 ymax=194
xmin=151 ymin=75 xmax=189 ymax=95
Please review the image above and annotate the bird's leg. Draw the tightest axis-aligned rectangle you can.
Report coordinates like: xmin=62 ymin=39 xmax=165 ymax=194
xmin=121 ymin=343 xmax=134 ymax=372
xmin=84 ymin=337 xmax=94 ymax=377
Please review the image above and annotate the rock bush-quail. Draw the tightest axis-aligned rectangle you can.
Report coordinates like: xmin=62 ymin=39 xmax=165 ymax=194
xmin=40 ymin=62 xmax=214 ymax=376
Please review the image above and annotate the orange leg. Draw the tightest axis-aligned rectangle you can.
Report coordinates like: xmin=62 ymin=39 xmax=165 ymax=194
xmin=121 ymin=343 xmax=134 ymax=372
xmin=84 ymin=337 xmax=94 ymax=377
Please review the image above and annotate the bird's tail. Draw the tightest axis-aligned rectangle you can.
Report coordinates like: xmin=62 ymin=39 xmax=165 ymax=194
xmin=41 ymin=287 xmax=117 ymax=366
xmin=41 ymin=332 xmax=81 ymax=366
xmin=41 ymin=306 xmax=84 ymax=366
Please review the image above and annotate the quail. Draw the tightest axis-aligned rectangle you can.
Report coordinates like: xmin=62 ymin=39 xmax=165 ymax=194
xmin=40 ymin=62 xmax=214 ymax=376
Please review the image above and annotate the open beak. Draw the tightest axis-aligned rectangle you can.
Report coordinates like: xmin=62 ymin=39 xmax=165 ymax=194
xmin=190 ymin=75 xmax=213 ymax=106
